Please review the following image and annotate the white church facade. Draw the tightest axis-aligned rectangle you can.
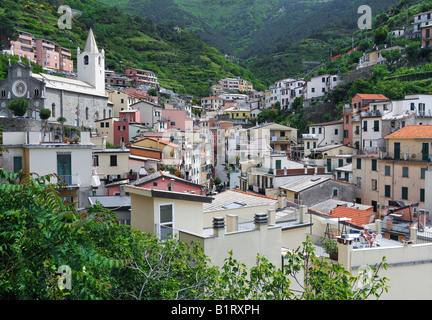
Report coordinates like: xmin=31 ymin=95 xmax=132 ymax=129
xmin=0 ymin=29 xmax=112 ymax=130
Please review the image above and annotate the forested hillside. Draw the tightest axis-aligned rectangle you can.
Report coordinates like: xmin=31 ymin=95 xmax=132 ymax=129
xmin=0 ymin=0 xmax=265 ymax=97
xmin=98 ymin=0 xmax=400 ymax=85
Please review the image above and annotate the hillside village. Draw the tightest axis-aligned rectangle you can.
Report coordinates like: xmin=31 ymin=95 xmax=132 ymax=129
xmin=3 ymin=5 xmax=432 ymax=300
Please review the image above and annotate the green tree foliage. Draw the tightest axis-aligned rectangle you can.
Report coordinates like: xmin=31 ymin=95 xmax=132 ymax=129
xmin=7 ymin=98 xmax=28 ymax=117
xmin=374 ymin=26 xmax=389 ymax=45
xmin=0 ymin=169 xmax=389 ymax=300
xmin=39 ymin=108 xmax=51 ymax=120
xmin=0 ymin=11 xmax=18 ymax=50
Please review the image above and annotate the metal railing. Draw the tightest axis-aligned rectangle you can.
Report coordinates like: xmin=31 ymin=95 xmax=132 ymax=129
xmin=381 ymin=152 xmax=430 ymax=162
xmin=58 ymin=174 xmax=81 ymax=187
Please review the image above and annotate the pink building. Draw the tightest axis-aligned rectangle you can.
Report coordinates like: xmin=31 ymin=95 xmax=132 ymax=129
xmin=162 ymin=109 xmax=193 ymax=131
xmin=10 ymin=31 xmax=74 ymax=73
xmin=10 ymin=30 xmax=35 ymax=62
xmin=124 ymin=68 xmax=159 ymax=88
xmin=114 ymin=110 xmax=140 ymax=145
xmin=130 ymin=171 xmax=205 ymax=194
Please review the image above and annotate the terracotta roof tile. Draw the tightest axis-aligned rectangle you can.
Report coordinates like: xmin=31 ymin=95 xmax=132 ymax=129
xmin=356 ymin=94 xmax=389 ymax=100
xmin=328 ymin=206 xmax=374 ymax=228
xmin=385 ymin=125 xmax=432 ymax=139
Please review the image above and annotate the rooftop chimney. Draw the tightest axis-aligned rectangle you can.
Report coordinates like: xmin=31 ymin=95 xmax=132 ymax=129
xmin=213 ymin=217 xmax=225 ymax=236
xmin=254 ymin=213 xmax=268 ymax=228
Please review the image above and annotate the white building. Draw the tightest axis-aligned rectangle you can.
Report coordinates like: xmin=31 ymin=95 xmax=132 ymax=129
xmin=302 ymin=120 xmax=344 ymax=157
xmin=303 ymin=74 xmax=341 ymax=103
xmin=2 ymin=131 xmax=95 ymax=208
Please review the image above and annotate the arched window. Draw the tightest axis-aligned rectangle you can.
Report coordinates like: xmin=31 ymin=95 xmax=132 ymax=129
xmin=103 ymin=109 xmax=106 ymax=119
xmin=85 ymin=107 xmax=89 ymax=120
xmin=34 ymin=88 xmax=39 ymax=98
xmin=98 ymin=56 xmax=101 ymax=66
xmin=1 ymin=89 xmax=6 ymax=98
xmin=84 ymin=55 xmax=89 ymax=65
xmin=51 ymin=103 xmax=55 ymax=118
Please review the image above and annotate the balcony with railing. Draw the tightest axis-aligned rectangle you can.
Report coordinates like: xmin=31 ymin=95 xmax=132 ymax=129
xmin=380 ymin=151 xmax=431 ymax=162
xmin=58 ymin=174 xmax=81 ymax=188
xmin=302 ymin=133 xmax=318 ymax=140
xmin=361 ymin=111 xmax=382 ymax=118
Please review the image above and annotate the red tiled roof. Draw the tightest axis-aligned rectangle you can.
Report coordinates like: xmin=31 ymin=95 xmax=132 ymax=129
xmin=385 ymin=125 xmax=432 ymax=139
xmin=355 ymin=94 xmax=389 ymax=100
xmin=328 ymin=206 xmax=374 ymax=228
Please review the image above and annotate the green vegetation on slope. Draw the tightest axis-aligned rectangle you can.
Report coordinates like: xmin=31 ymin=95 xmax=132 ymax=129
xmin=98 ymin=0 xmax=400 ymax=84
xmin=0 ymin=0 xmax=265 ymax=97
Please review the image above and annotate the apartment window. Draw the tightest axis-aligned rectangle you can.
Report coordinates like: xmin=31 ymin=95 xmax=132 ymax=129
xmin=338 ymin=159 xmax=343 ymax=167
xmin=57 ymin=153 xmax=72 ymax=185
xmin=421 ymin=168 xmax=427 ymax=179
xmin=307 ymin=142 xmax=310 ymax=149
xmin=372 ymin=159 xmax=377 ymax=171
xmin=372 ymin=179 xmax=377 ymax=191
xmin=385 ymin=165 xmax=391 ymax=176
xmin=372 ymin=201 xmax=377 ymax=212
xmin=333 ymin=188 xmax=338 ymax=197
xmin=401 ymin=187 xmax=408 ymax=200
xmin=93 ymin=155 xmax=99 ymax=167
xmin=13 ymin=156 xmax=23 ymax=173
xmin=311 ymin=88 xmax=315 ymax=93
xmin=373 ymin=120 xmax=379 ymax=132
xmin=110 ymin=155 xmax=118 ymax=167
xmin=280 ymin=131 xmax=285 ymax=137
xmin=402 ymin=167 xmax=409 ymax=177
xmin=318 ymin=127 xmax=322 ymax=134
xmin=420 ymin=189 xmax=425 ymax=202
xmin=322 ymin=77 xmax=326 ymax=82
xmin=158 ymin=204 xmax=174 ymax=240
xmin=276 ymin=160 xmax=282 ymax=170
xmin=171 ymin=122 xmax=176 ymax=126
xmin=105 ymin=122 xmax=110 ymax=128
xmin=385 ymin=185 xmax=391 ymax=198
xmin=356 ymin=177 xmax=361 ymax=189
xmin=356 ymin=158 xmax=361 ymax=169
xmin=363 ymin=121 xmax=368 ymax=131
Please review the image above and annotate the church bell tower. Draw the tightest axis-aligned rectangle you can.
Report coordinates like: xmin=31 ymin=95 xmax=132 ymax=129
xmin=77 ymin=28 xmax=105 ymax=94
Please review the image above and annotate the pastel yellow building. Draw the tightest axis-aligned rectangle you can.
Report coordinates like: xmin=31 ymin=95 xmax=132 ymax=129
xmin=223 ymin=106 xmax=251 ymax=120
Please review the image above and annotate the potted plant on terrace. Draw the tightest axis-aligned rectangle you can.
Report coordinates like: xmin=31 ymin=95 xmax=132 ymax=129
xmin=323 ymin=239 xmax=338 ymax=261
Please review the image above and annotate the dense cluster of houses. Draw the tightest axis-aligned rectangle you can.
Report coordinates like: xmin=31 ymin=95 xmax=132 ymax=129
xmin=2 ymin=15 xmax=432 ymax=299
